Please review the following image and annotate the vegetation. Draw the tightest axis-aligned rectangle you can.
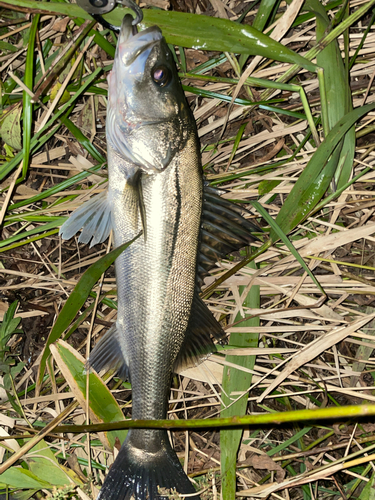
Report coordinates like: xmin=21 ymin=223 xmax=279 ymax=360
xmin=1 ymin=0 xmax=375 ymax=498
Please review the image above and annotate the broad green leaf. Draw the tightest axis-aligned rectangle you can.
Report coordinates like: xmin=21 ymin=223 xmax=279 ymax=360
xmin=272 ymin=102 xmax=375 ymax=240
xmin=362 ymin=472 xmax=375 ymax=500
xmin=137 ymin=11 xmax=317 ymax=72
xmin=0 ymin=106 xmax=22 ymax=150
xmin=221 ymin=260 xmax=260 ymax=500
xmin=26 ymin=440 xmax=72 ymax=487
xmin=1 ymin=0 xmax=317 ymax=72
xmin=37 ymin=233 xmax=141 ymax=387
xmin=50 ymin=340 xmax=127 ymax=449
xmin=10 ymin=489 xmax=39 ymax=500
xmin=0 ymin=468 xmax=50 ymax=489
xmin=304 ymin=0 xmax=355 ymax=189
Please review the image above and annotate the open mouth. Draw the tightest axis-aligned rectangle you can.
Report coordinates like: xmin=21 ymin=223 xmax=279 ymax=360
xmin=118 ymin=14 xmax=162 ymax=66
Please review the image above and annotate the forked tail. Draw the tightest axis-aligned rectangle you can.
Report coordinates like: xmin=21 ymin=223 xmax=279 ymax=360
xmin=97 ymin=429 xmax=200 ymax=500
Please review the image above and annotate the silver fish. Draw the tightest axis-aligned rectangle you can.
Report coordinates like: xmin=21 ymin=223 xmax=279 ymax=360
xmin=60 ymin=14 xmax=259 ymax=500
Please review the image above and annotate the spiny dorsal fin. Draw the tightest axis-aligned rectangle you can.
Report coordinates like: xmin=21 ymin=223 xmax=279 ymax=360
xmin=197 ymin=183 xmax=261 ymax=286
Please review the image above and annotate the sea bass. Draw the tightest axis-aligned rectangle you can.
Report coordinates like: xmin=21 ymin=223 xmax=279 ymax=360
xmin=60 ymin=14 xmax=258 ymax=500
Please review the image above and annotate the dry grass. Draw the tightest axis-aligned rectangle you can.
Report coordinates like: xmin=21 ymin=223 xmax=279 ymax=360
xmin=1 ymin=1 xmax=375 ymax=499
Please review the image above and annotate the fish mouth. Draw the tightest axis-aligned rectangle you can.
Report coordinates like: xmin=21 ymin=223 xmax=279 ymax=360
xmin=117 ymin=14 xmax=162 ymax=66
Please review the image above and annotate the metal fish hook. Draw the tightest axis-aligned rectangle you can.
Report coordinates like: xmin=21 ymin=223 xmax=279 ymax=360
xmin=76 ymin=0 xmax=143 ymax=32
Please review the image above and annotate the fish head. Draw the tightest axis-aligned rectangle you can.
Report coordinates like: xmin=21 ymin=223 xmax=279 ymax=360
xmin=107 ymin=15 xmax=192 ymax=172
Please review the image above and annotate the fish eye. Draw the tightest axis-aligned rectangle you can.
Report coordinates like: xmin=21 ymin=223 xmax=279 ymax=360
xmin=151 ymin=65 xmax=171 ymax=87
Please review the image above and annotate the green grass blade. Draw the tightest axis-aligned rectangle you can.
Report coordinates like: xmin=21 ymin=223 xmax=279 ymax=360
xmin=253 ymin=201 xmax=326 ymax=296
xmin=60 ymin=113 xmax=105 ymax=163
xmin=272 ymin=102 xmax=375 ymax=238
xmin=267 ymin=427 xmax=312 ymax=457
xmin=8 ymin=164 xmax=103 ymax=211
xmin=51 ymin=340 xmax=128 ymax=449
xmin=182 ymin=84 xmax=283 ymax=107
xmin=221 ymin=260 xmax=260 ymax=500
xmin=1 ymin=0 xmax=317 ymax=72
xmin=0 ymin=68 xmax=102 ymax=182
xmin=0 ymin=229 xmax=59 ymax=254
xmin=253 ymin=0 xmax=278 ymax=31
xmin=37 ymin=233 xmax=142 ymax=388
xmin=0 ymin=219 xmax=65 ymax=249
xmin=73 ymin=18 xmax=115 ymax=58
xmin=304 ymin=0 xmax=355 ymax=189
xmin=226 ymin=123 xmax=246 ymax=169
xmin=349 ymin=9 xmax=375 ymax=70
xmin=22 ymin=14 xmax=40 ymax=182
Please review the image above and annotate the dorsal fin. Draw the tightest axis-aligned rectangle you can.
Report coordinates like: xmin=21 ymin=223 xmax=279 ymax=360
xmin=197 ymin=183 xmax=261 ymax=286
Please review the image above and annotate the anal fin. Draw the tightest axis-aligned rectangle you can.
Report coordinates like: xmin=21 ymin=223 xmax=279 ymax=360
xmin=88 ymin=324 xmax=129 ymax=381
xmin=174 ymin=291 xmax=224 ymax=373
xmin=60 ymin=190 xmax=112 ymax=248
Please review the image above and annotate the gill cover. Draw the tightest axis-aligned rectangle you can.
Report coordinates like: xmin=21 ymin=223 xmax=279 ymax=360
xmin=106 ymin=15 xmax=191 ymax=172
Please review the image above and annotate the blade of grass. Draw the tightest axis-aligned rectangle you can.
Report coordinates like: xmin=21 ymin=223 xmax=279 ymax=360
xmin=253 ymin=0 xmax=278 ymax=31
xmin=1 ymin=0 xmax=317 ymax=72
xmin=73 ymin=18 xmax=115 ymax=58
xmin=272 ymin=102 xmax=375 ymax=239
xmin=253 ymin=200 xmax=326 ymax=297
xmin=51 ymin=403 xmax=375 ymax=433
xmin=36 ymin=233 xmax=142 ymax=389
xmin=8 ymin=163 xmax=104 ymax=212
xmin=304 ymin=0 xmax=355 ymax=189
xmin=50 ymin=340 xmax=127 ymax=449
xmin=221 ymin=259 xmax=260 ymax=500
xmin=22 ymin=14 xmax=39 ymax=182
xmin=0 ymin=67 xmax=102 ymax=182
xmin=0 ymin=219 xmax=65 ymax=249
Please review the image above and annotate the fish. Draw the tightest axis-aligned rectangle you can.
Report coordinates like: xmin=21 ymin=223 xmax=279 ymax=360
xmin=60 ymin=13 xmax=260 ymax=500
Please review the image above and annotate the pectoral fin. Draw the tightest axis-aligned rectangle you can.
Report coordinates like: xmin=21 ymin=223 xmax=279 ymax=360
xmin=174 ymin=291 xmax=224 ymax=373
xmin=60 ymin=190 xmax=112 ymax=248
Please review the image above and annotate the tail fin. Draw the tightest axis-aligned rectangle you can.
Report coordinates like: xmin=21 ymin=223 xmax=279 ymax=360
xmin=97 ymin=430 xmax=200 ymax=500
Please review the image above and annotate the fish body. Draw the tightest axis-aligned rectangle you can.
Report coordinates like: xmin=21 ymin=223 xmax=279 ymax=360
xmin=60 ymin=14 xmax=259 ymax=500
